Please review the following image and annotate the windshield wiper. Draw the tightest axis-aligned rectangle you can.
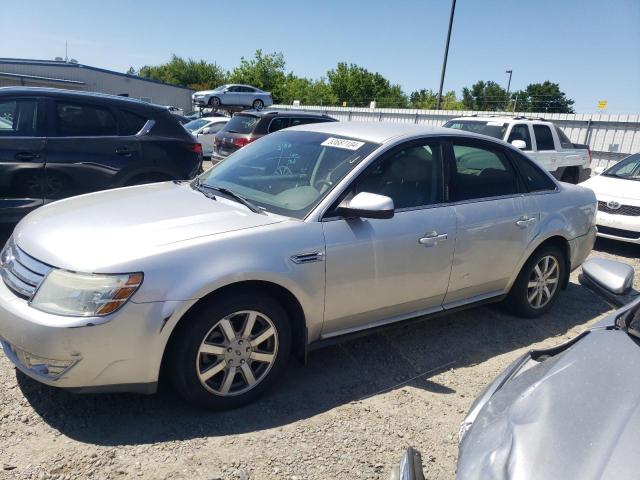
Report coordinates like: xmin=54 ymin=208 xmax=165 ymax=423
xmin=203 ymin=184 xmax=264 ymax=214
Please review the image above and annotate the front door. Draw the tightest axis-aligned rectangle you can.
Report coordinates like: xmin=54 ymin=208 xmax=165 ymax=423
xmin=322 ymin=140 xmax=456 ymax=337
xmin=443 ymin=141 xmax=533 ymax=306
xmin=0 ymin=97 xmax=46 ymax=222
xmin=43 ymin=99 xmax=142 ymax=202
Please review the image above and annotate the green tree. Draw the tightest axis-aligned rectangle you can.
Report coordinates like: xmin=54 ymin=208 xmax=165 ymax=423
xmin=280 ymin=75 xmax=337 ymax=105
xmin=138 ymin=54 xmax=227 ymax=91
xmin=326 ymin=63 xmax=407 ymax=107
xmin=228 ymin=50 xmax=287 ymax=102
xmin=410 ymin=89 xmax=464 ymax=110
xmin=462 ymin=81 xmax=508 ymax=111
xmin=511 ymin=81 xmax=575 ymax=113
xmin=126 ymin=66 xmax=137 ymax=75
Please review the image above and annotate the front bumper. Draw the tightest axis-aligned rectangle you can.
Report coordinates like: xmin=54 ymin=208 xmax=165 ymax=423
xmin=0 ymin=279 xmax=185 ymax=393
xmin=596 ymin=211 xmax=640 ymax=244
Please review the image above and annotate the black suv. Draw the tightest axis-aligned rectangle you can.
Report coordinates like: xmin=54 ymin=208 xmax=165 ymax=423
xmin=212 ymin=110 xmax=336 ymax=162
xmin=0 ymin=87 xmax=202 ymax=223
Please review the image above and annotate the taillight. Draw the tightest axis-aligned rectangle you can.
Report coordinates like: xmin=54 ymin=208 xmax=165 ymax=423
xmin=186 ymin=143 xmax=202 ymax=153
xmin=233 ymin=137 xmax=254 ymax=148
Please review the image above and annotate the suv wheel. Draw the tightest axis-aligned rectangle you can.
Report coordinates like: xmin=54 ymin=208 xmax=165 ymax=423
xmin=168 ymin=292 xmax=291 ymax=409
xmin=505 ymin=245 xmax=566 ymax=318
xmin=209 ymin=97 xmax=221 ymax=107
xmin=252 ymin=99 xmax=264 ymax=110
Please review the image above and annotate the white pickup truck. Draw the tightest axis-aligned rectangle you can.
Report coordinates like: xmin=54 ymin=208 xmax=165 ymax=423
xmin=443 ymin=116 xmax=592 ymax=183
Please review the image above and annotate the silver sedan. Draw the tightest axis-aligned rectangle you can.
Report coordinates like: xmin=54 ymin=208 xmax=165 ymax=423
xmin=0 ymin=122 xmax=596 ymax=408
xmin=192 ymin=84 xmax=273 ymax=110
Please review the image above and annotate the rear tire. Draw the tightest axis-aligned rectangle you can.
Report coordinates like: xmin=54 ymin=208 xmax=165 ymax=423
xmin=504 ymin=245 xmax=566 ymax=318
xmin=560 ymin=167 xmax=579 ymax=184
xmin=168 ymin=292 xmax=291 ymax=409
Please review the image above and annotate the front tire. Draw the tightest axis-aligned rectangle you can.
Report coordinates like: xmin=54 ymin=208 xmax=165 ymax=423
xmin=168 ymin=292 xmax=291 ymax=409
xmin=209 ymin=96 xmax=221 ymax=108
xmin=504 ymin=245 xmax=566 ymax=318
xmin=252 ymin=99 xmax=264 ymax=110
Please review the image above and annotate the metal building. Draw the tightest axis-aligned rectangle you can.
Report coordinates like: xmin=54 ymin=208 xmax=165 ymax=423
xmin=0 ymin=58 xmax=193 ymax=112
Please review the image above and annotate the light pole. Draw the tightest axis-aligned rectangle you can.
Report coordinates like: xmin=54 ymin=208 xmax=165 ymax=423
xmin=436 ymin=0 xmax=457 ymax=110
xmin=505 ymin=69 xmax=513 ymax=111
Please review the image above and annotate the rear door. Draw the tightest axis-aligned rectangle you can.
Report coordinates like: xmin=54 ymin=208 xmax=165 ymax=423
xmin=43 ymin=99 xmax=142 ymax=202
xmin=0 ymin=96 xmax=46 ymax=222
xmin=443 ymin=139 xmax=534 ymax=306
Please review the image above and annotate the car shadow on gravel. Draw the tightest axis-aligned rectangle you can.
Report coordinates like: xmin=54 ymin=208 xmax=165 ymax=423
xmin=17 ymin=280 xmax=611 ymax=447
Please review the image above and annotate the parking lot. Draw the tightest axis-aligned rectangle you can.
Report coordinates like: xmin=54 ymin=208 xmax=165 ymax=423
xmin=0 ymin=232 xmax=637 ymax=480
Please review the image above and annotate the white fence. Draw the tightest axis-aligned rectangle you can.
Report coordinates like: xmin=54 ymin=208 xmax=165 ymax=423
xmin=272 ymin=105 xmax=640 ymax=169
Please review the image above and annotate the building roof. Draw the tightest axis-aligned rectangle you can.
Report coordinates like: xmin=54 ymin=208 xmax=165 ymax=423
xmin=0 ymin=58 xmax=193 ymax=92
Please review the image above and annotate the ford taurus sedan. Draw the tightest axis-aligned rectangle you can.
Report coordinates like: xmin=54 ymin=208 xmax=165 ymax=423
xmin=0 ymin=122 xmax=596 ymax=408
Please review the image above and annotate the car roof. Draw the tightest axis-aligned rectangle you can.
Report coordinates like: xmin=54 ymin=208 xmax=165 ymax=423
xmin=235 ymin=109 xmax=334 ymax=119
xmin=0 ymin=86 xmax=166 ymax=112
xmin=449 ymin=115 xmax=552 ymax=124
xmin=286 ymin=121 xmax=489 ymax=144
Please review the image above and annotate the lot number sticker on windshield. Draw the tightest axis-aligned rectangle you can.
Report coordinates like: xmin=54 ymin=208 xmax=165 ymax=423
xmin=321 ymin=137 xmax=365 ymax=150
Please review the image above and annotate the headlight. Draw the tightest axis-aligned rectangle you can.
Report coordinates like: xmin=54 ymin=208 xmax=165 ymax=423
xmin=31 ymin=270 xmax=143 ymax=317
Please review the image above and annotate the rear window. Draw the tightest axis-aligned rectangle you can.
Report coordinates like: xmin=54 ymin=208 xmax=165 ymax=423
xmin=55 ymin=102 xmax=117 ymax=137
xmin=555 ymin=126 xmax=573 ymax=149
xmin=443 ymin=120 xmax=508 ymax=140
xmin=224 ymin=114 xmax=261 ymax=134
xmin=510 ymin=151 xmax=557 ymax=192
xmin=120 ymin=110 xmax=147 ymax=135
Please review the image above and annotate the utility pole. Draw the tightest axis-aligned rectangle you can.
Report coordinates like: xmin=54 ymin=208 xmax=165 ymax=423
xmin=505 ymin=69 xmax=513 ymax=111
xmin=436 ymin=0 xmax=457 ymax=109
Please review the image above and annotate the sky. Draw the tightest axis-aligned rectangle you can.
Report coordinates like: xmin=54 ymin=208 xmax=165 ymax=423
xmin=1 ymin=0 xmax=639 ymax=113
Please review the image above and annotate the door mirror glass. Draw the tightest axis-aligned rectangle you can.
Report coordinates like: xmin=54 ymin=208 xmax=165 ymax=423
xmin=338 ymin=192 xmax=394 ymax=219
xmin=511 ymin=139 xmax=527 ymax=150
xmin=201 ymin=127 xmax=211 ymax=134
xmin=579 ymin=258 xmax=635 ymax=307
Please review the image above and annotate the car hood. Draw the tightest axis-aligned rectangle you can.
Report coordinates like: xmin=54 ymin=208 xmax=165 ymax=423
xmin=13 ymin=182 xmax=283 ymax=272
xmin=458 ymin=326 xmax=640 ymax=480
xmin=582 ymin=175 xmax=640 ymax=203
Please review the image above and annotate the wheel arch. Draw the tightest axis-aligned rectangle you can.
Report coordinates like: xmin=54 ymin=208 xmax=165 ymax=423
xmin=160 ymin=280 xmax=307 ymax=379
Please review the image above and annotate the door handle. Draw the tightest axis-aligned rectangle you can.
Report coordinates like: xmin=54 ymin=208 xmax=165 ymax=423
xmin=419 ymin=231 xmax=448 ymax=247
xmin=516 ymin=216 xmax=536 ymax=229
xmin=15 ymin=152 xmax=41 ymax=161
xmin=115 ymin=147 xmax=132 ymax=157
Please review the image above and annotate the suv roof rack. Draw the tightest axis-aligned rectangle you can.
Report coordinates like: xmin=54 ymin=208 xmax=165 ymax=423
xmin=462 ymin=114 xmax=548 ymax=122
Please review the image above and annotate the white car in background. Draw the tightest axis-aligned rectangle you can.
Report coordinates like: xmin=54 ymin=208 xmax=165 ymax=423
xmin=444 ymin=116 xmax=592 ymax=184
xmin=184 ymin=117 xmax=229 ymax=158
xmin=582 ymin=153 xmax=640 ymax=244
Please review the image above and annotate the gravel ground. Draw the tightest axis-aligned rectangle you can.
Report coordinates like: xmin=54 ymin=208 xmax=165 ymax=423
xmin=0 ymin=234 xmax=638 ymax=480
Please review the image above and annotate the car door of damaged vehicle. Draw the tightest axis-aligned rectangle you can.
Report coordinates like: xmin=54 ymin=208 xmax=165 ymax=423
xmin=321 ymin=140 xmax=456 ymax=337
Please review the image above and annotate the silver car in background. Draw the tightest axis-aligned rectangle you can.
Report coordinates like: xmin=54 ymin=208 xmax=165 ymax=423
xmin=192 ymin=84 xmax=273 ymax=111
xmin=0 ymin=122 xmax=596 ymax=409
xmin=183 ymin=117 xmax=229 ymax=158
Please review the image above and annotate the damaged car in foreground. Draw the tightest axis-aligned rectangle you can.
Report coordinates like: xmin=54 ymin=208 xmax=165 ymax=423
xmin=458 ymin=257 xmax=639 ymax=479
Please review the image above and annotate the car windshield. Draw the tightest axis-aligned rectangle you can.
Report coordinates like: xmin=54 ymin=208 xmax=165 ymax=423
xmin=213 ymin=84 xmax=228 ymax=92
xmin=603 ymin=153 xmax=640 ymax=180
xmin=183 ymin=119 xmax=209 ymax=132
xmin=197 ymin=130 xmax=379 ymax=218
xmin=443 ymin=120 xmax=508 ymax=139
xmin=223 ymin=114 xmax=261 ymax=134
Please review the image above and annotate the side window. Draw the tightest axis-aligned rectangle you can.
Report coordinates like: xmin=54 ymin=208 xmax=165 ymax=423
xmin=207 ymin=122 xmax=225 ymax=134
xmin=351 ymin=143 xmax=442 ymax=209
xmin=0 ymin=99 xmax=38 ymax=136
xmin=242 ymin=87 xmax=255 ymax=93
xmin=510 ymin=151 xmax=556 ymax=192
xmin=450 ymin=144 xmax=519 ymax=201
xmin=533 ymin=125 xmax=555 ymax=151
xmin=268 ymin=118 xmax=290 ymax=133
xmin=290 ymin=117 xmax=324 ymax=127
xmin=555 ymin=126 xmax=574 ymax=149
xmin=507 ymin=124 xmax=532 ymax=150
xmin=55 ymin=102 xmax=117 ymax=137
xmin=119 ymin=110 xmax=147 ymax=135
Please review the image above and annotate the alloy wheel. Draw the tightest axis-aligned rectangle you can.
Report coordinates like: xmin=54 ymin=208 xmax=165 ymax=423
xmin=196 ymin=310 xmax=278 ymax=396
xmin=527 ymin=255 xmax=560 ymax=309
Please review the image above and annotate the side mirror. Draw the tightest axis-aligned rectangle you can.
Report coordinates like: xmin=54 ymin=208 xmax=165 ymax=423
xmin=338 ymin=192 xmax=394 ymax=219
xmin=388 ymin=448 xmax=426 ymax=480
xmin=511 ymin=139 xmax=527 ymax=150
xmin=593 ymin=166 xmax=606 ymax=175
xmin=201 ymin=127 xmax=211 ymax=134
xmin=579 ymin=258 xmax=635 ymax=307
